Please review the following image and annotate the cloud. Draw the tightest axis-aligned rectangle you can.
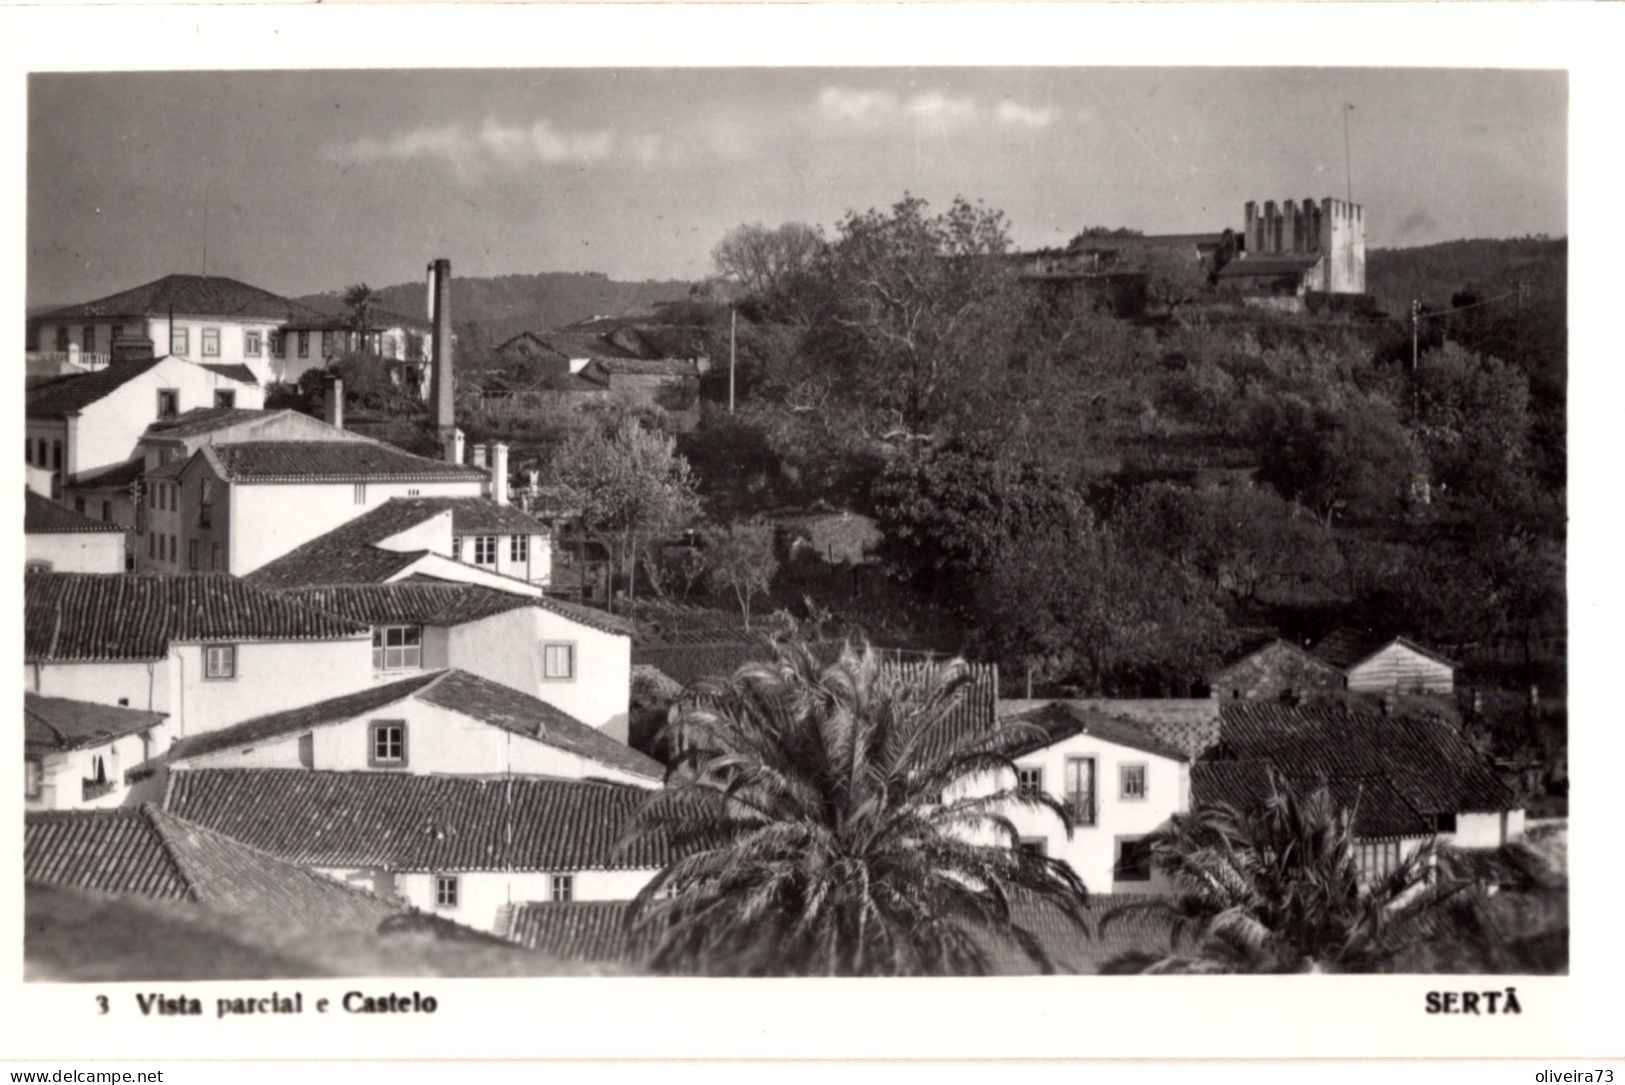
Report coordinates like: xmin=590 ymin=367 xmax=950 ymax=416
xmin=995 ymin=100 xmax=1055 ymax=129
xmin=816 ymin=85 xmax=1052 ymax=135
xmin=323 ymin=116 xmax=735 ymax=175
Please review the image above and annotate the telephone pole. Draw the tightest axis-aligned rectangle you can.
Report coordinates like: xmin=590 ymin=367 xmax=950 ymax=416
xmin=1410 ymin=299 xmax=1420 ymax=371
xmin=1343 ymin=103 xmax=1355 ymax=205
xmin=728 ymin=305 xmax=737 ymax=415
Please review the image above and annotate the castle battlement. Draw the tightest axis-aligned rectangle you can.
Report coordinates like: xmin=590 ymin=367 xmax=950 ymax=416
xmin=1241 ymin=196 xmax=1366 ymax=294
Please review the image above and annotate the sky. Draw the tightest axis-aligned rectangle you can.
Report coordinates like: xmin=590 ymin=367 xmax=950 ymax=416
xmin=26 ymin=67 xmax=1566 ymax=308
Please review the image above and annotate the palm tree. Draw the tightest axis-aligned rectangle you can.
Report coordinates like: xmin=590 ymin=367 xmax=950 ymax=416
xmin=342 ymin=283 xmax=377 ymax=356
xmin=1101 ymin=772 xmax=1466 ymax=974
xmin=617 ymin=638 xmax=1090 ymax=976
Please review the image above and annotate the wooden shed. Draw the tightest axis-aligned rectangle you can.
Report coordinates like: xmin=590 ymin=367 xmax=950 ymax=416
xmin=1311 ymin=629 xmax=1456 ymax=696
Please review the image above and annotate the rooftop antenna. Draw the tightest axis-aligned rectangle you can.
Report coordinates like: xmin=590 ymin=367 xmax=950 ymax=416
xmin=201 ymin=189 xmax=210 ymax=276
xmin=1342 ymin=103 xmax=1355 ymax=205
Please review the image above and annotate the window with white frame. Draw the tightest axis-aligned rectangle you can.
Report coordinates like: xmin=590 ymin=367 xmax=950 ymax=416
xmin=511 ymin=534 xmax=529 ymax=564
xmin=83 ymin=325 xmax=97 ymax=352
xmin=203 ymin=644 xmax=236 ymax=679
xmin=214 ymin=389 xmax=235 ymax=409
xmin=297 ymin=331 xmax=309 ymax=358
xmin=201 ymin=328 xmax=220 ymax=357
xmin=1064 ymin=756 xmax=1097 ymax=827
xmin=369 ymin=720 xmax=407 ymax=767
xmin=541 ymin=642 xmax=575 ymax=680
xmin=353 ymin=483 xmax=367 ymax=505
xmin=372 ymin=625 xmax=422 ymax=671
xmin=434 ymin=874 xmax=458 ymax=909
xmin=1015 ymin=765 xmax=1044 ymax=798
xmin=269 ymin=331 xmax=285 ymax=358
xmin=55 ymin=326 xmax=69 ymax=352
xmin=472 ymin=536 xmax=497 ymax=566
xmin=25 ymin=758 xmax=42 ymax=798
xmin=170 ymin=326 xmax=189 ymax=356
xmin=321 ymin=330 xmax=334 ymax=356
xmin=1119 ymin=763 xmax=1148 ymax=801
xmin=156 ymin=389 xmax=179 ymax=419
xmin=245 ymin=330 xmax=262 ymax=357
xmin=551 ymin=874 xmax=573 ymax=902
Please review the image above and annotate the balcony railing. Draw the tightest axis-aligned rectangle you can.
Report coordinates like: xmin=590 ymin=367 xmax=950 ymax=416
xmin=82 ymin=778 xmax=116 ymax=802
xmin=29 ymin=351 xmax=110 ymax=371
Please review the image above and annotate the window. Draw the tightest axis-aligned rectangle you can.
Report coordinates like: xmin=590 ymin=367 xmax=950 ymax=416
xmin=188 ymin=539 xmax=199 ymax=570
xmin=55 ymin=325 xmax=69 ymax=352
xmin=199 ymin=478 xmax=213 ymax=527
xmin=168 ymin=534 xmax=176 ymax=564
xmin=551 ymin=875 xmax=573 ymax=902
xmin=1356 ymin=839 xmax=1402 ymax=883
xmin=147 ymin=532 xmax=156 ymax=559
xmin=214 ymin=389 xmax=236 ymax=409
xmin=24 ymin=436 xmax=31 ymax=464
xmin=171 ymin=326 xmax=189 ymax=356
xmin=353 ymin=483 xmax=367 ymax=505
xmin=297 ymin=331 xmax=309 ymax=358
xmin=101 ymin=500 xmax=111 ymax=522
xmin=1115 ymin=837 xmax=1153 ymax=883
xmin=83 ymin=325 xmax=96 ymax=352
xmin=472 ymin=536 xmax=497 ymax=566
xmin=511 ymin=534 xmax=529 ymax=564
xmin=1017 ymin=838 xmax=1047 ymax=857
xmin=321 ymin=330 xmax=334 ymax=356
xmin=1015 ymin=765 xmax=1044 ymax=798
xmin=372 ymin=626 xmax=422 ymax=671
xmin=156 ymin=389 xmax=179 ymax=419
xmin=406 ymin=488 xmax=421 ymax=497
xmin=541 ymin=642 xmax=575 ymax=681
xmin=269 ymin=331 xmax=285 ymax=358
xmin=35 ymin=438 xmax=46 ymax=466
xmin=245 ymin=331 xmax=262 ymax=357
xmin=1120 ymin=763 xmax=1148 ymax=801
xmin=74 ymin=496 xmax=85 ymax=513
xmin=25 ymin=759 xmax=42 ymax=799
xmin=201 ymin=327 xmax=220 ymax=357
xmin=211 ymin=543 xmax=222 ymax=571
xmin=1435 ymin=813 xmax=1458 ymax=834
xmin=52 ymin=441 xmax=62 ymax=470
xmin=434 ymin=875 xmax=458 ymax=909
xmin=25 ymin=560 xmax=52 ymax=574
xmin=370 ymin=721 xmax=407 ymax=767
xmin=1064 ymin=756 xmax=1097 ymax=827
xmin=203 ymin=644 xmax=236 ymax=679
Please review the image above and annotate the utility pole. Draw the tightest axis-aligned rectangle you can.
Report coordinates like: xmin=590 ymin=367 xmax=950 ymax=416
xmin=1343 ymin=103 xmax=1355 ymax=206
xmin=201 ymin=190 xmax=209 ymax=276
xmin=728 ymin=305 xmax=737 ymax=415
xmin=1410 ymin=299 xmax=1420 ymax=372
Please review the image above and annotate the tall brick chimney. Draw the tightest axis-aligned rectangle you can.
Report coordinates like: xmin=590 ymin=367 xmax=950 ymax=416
xmin=428 ymin=257 xmax=455 ymax=459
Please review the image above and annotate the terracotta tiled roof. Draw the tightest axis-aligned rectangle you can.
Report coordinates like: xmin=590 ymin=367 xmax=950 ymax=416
xmin=167 ymin=670 xmax=662 ymax=781
xmin=1002 ymin=702 xmax=1191 ymax=763
xmin=279 ymin=583 xmax=538 ymax=626
xmin=166 ymin=671 xmax=445 ymax=762
xmin=24 ymin=573 xmax=369 ymax=662
xmin=39 ymin=274 xmax=304 ymax=322
xmin=142 ymin=407 xmax=276 ymax=441
xmin=1311 ymin=628 xmax=1458 ymax=671
xmin=205 ymin=441 xmax=486 ymax=483
xmin=166 ymin=769 xmax=671 ymax=872
xmin=1217 ymin=253 xmax=1323 ymax=277
xmin=200 ymin=363 xmax=259 ymax=384
xmin=25 ymin=693 xmax=165 ymax=756
xmin=242 ymin=501 xmax=447 ymax=589
xmin=26 ymin=356 xmax=168 ymax=418
xmin=24 ymin=806 xmax=400 ymax=930
xmin=24 ymin=490 xmax=124 ymax=534
xmin=1191 ymin=760 xmax=1432 ymax=839
xmin=387 ymin=496 xmax=550 ymax=538
xmin=1217 ymin=700 xmax=1515 ymax=816
xmin=498 ymin=900 xmax=657 ymax=964
xmin=585 ymin=357 xmax=699 ymax=378
xmin=68 ymin=458 xmax=147 ymax=491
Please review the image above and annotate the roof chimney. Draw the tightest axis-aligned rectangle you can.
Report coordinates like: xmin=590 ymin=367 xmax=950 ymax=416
xmin=472 ymin=444 xmax=488 ymax=470
xmin=323 ymin=375 xmax=344 ymax=430
xmin=428 ymin=257 xmax=455 ymax=450
xmin=442 ymin=427 xmax=465 ymax=466
xmin=491 ymin=443 xmax=510 ymax=506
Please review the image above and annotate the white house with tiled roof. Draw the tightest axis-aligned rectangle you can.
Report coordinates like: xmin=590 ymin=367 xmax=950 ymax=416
xmin=161 ymin=668 xmax=659 ymax=787
xmin=25 ymin=693 xmax=167 ymax=810
xmin=165 ymin=769 xmax=668 ymax=933
xmin=165 ymin=439 xmax=487 ymax=576
xmin=26 ymin=354 xmax=264 ymax=487
xmin=23 ymin=573 xmax=372 ymax=753
xmin=25 ymin=489 xmax=127 ymax=574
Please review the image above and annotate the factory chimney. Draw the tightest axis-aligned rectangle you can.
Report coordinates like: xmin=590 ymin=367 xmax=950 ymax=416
xmin=428 ymin=258 xmax=455 ymax=458
xmin=490 ymin=442 xmax=510 ymax=506
xmin=323 ymin=376 xmax=344 ymax=430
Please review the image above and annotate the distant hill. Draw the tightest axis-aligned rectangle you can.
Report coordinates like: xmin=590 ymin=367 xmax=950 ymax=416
xmin=296 ymin=272 xmax=703 ymax=348
xmin=1367 ymin=237 xmax=1566 ymax=310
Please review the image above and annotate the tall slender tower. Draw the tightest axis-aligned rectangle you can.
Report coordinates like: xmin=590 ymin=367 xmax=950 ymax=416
xmin=427 ymin=258 xmax=455 ymax=456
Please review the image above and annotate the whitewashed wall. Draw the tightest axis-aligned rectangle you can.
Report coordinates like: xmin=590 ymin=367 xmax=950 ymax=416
xmin=168 ymin=637 xmax=373 ymax=738
xmin=394 ymin=868 xmax=658 ymax=934
xmin=26 ymin=731 xmax=155 ymax=811
xmin=26 ymin=531 xmax=126 ymax=573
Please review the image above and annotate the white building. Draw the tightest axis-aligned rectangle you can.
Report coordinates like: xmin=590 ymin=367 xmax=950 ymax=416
xmin=274 ymin=299 xmax=435 ymax=392
xmin=158 ymin=440 xmax=488 ymax=576
xmin=24 ymin=572 xmax=372 ymax=752
xmin=163 ymin=667 xmax=660 ymax=788
xmin=26 ymin=353 xmax=264 ymax=484
xmin=1310 ymin=629 xmax=1458 ymax=696
xmin=25 ymin=694 xmax=166 ymax=810
xmin=25 ymin=490 xmax=127 ymax=574
xmin=164 ymin=769 xmax=668 ymax=934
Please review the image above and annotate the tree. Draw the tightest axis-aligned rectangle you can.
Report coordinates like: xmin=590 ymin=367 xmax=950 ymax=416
xmin=702 ymin=520 xmax=780 ymax=629
xmin=1102 ymin=774 xmax=1462 ymax=974
xmin=805 ymin=194 xmax=1017 ymax=440
xmin=711 ymin=222 xmax=825 ymax=321
xmin=1411 ymin=341 xmax=1532 ymax=500
xmin=343 ymin=283 xmax=378 ymax=355
xmin=1248 ymin=391 xmax=1423 ymax=527
xmin=618 ymin=639 xmax=1089 ymax=976
xmin=541 ymin=418 xmax=701 ymax=608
